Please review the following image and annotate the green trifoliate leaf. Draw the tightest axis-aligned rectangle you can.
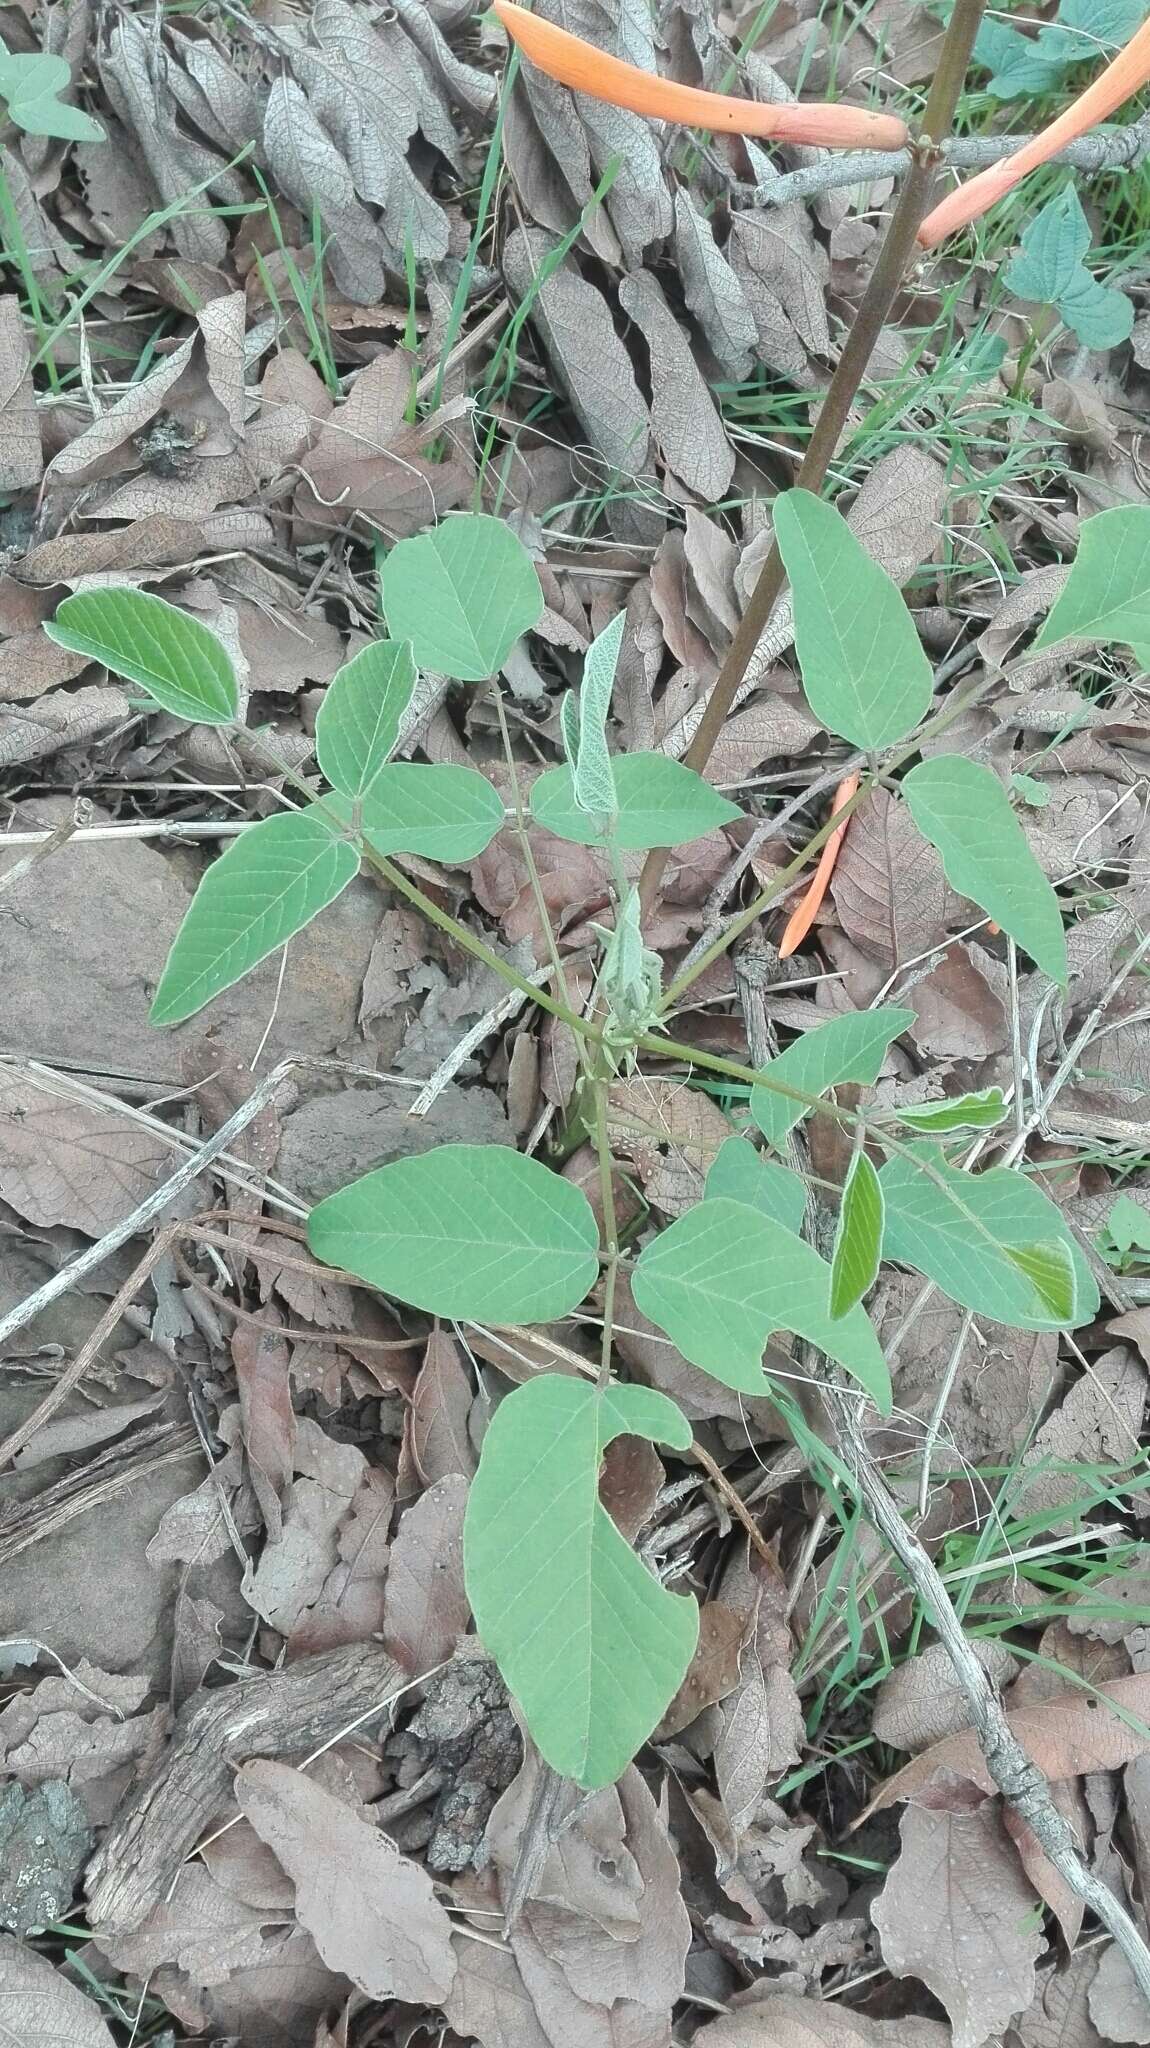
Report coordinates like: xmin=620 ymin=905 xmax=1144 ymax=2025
xmin=704 ymin=1135 xmax=807 ymax=1234
xmin=531 ymin=753 xmax=740 ymax=850
xmin=901 ymin=756 xmax=1067 ymax=985
xmin=151 ymin=811 xmax=357 ymax=1025
xmin=632 ymin=1197 xmax=891 ymax=1412
xmin=829 ymin=1150 xmax=884 ymax=1320
xmin=315 ymin=640 xmax=417 ymax=800
xmin=1035 ymin=505 xmax=1150 ymax=669
xmin=1005 ymin=187 xmax=1133 ymax=350
xmin=465 ymin=1375 xmax=698 ymax=1789
xmin=48 ymin=588 xmax=238 ymax=725
xmin=749 ymin=1009 xmax=915 ymax=1151
xmin=772 ymin=488 xmax=933 ymax=749
xmin=336 ymin=763 xmax=504 ymax=862
xmin=896 ymin=1089 xmax=1008 ymax=1135
xmin=380 ymin=513 xmax=543 ymax=680
xmin=308 ymin=1144 xmax=600 ymax=1325
xmin=572 ymin=613 xmax=623 ymax=823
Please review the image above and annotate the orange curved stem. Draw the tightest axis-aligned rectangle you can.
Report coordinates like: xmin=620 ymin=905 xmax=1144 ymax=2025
xmin=778 ymin=773 xmax=860 ymax=960
xmin=494 ymin=0 xmax=909 ymax=151
xmin=918 ymin=16 xmax=1150 ymax=248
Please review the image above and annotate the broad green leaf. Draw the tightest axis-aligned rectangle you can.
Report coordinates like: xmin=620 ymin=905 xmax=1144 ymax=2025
xmin=47 ymin=588 xmax=238 ymax=725
xmin=465 ymin=1375 xmax=697 ymax=1788
xmin=308 ymin=1143 xmax=599 ymax=1324
xmin=879 ymin=1145 xmax=1098 ymax=1331
xmin=704 ymin=1135 xmax=807 ymax=1234
xmin=830 ymin=1151 xmax=884 ymax=1319
xmin=1004 ymin=1240 xmax=1078 ymax=1324
xmin=1104 ymin=1195 xmax=1150 ymax=1255
xmin=380 ymin=513 xmax=543 ymax=681
xmin=977 ymin=0 xmax=1149 ymax=96
xmin=151 ymin=812 xmax=357 ymax=1025
xmin=1005 ymin=188 xmax=1133 ymax=350
xmin=749 ymin=1008 xmax=915 ymax=1151
xmin=315 ymin=640 xmax=416 ymax=800
xmin=530 ymin=753 xmax=740 ymax=850
xmin=0 ymin=43 xmax=105 ymax=140
xmin=632 ymin=1197 xmax=891 ymax=1412
xmin=573 ymin=613 xmax=623 ymax=822
xmin=1035 ymin=506 xmax=1150 ymax=667
xmin=897 ymin=1089 xmax=1008 ymax=1135
xmin=342 ymin=763 xmax=504 ymax=861
xmin=901 ymin=756 xmax=1067 ymax=986
xmin=772 ymin=489 xmax=932 ymax=749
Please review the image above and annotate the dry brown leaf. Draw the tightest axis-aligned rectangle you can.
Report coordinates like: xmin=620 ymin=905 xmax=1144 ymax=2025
xmin=872 ymin=1639 xmax=1019 ymax=1753
xmin=287 ymin=1464 xmax=394 ymax=1656
xmin=863 ymin=1671 xmax=1150 ymax=1818
xmin=0 ymin=1077 xmax=170 ymax=1236
xmin=829 ymin=787 xmax=955 ymax=969
xmin=1090 ymin=1936 xmax=1150 ymax=2045
xmin=1014 ymin=1948 xmax=1107 ymax=2045
xmin=0 ymin=634 xmax=89 ymax=703
xmin=503 ymin=227 xmax=652 ymax=483
xmin=873 ymin=1799 xmax=1041 ymax=2048
xmin=1017 ymin=1346 xmax=1147 ymax=1517
xmin=0 ymin=685 xmax=129 ymax=768
xmin=443 ymin=1929 xmax=552 ymax=2048
xmin=674 ymin=189 xmax=756 ymax=380
xmin=0 ymin=298 xmax=41 ymax=491
xmin=383 ymin=1472 xmax=470 ymax=1674
xmin=95 ymin=1864 xmax=278 ymax=1985
xmin=263 ymin=76 xmax=388 ymax=305
xmin=13 ymin=1393 xmax=165 ymax=1473
xmin=244 ymin=1419 xmax=370 ymax=1636
xmin=231 ymin=1319 xmax=296 ymax=1543
xmin=691 ymin=1994 xmax=950 ymax=2045
xmin=657 ymin=1600 xmax=747 ymax=1738
xmin=236 ymin=1758 xmax=457 ymax=2002
xmin=728 ymin=206 xmax=830 ymax=382
xmin=607 ymin=1074 xmax=730 ymax=1216
xmin=0 ymin=1933 xmax=116 ymax=2046
xmin=410 ymin=1328 xmax=477 ymax=1484
xmin=618 ymin=270 xmax=734 ymax=500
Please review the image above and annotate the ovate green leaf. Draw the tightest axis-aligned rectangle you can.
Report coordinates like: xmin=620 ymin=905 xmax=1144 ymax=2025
xmin=350 ymin=763 xmax=503 ymax=861
xmin=47 ymin=588 xmax=238 ymax=725
xmin=1005 ymin=187 xmax=1133 ymax=350
xmin=879 ymin=1146 xmax=1098 ymax=1330
xmin=380 ymin=513 xmax=544 ymax=681
xmin=897 ymin=1089 xmax=1008 ymax=1134
xmin=315 ymin=640 xmax=416 ymax=800
xmin=465 ymin=1375 xmax=697 ymax=1788
xmin=308 ymin=1144 xmax=599 ymax=1324
xmin=749 ymin=1008 xmax=915 ymax=1151
xmin=151 ymin=812 xmax=357 ymax=1025
xmin=1035 ymin=506 xmax=1150 ymax=668
xmin=830 ymin=1151 xmax=884 ymax=1319
xmin=572 ymin=613 xmax=623 ymax=822
xmin=704 ymin=1135 xmax=807 ymax=1234
xmin=901 ymin=756 xmax=1067 ymax=985
xmin=530 ymin=752 xmax=740 ymax=850
xmin=772 ymin=489 xmax=933 ymax=749
xmin=632 ymin=1197 xmax=891 ymax=1412
xmin=0 ymin=43 xmax=105 ymax=140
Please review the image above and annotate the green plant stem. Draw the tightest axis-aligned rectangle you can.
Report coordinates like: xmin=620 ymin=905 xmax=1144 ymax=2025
xmin=635 ymin=0 xmax=989 ymax=924
xmin=592 ymin=1077 xmax=621 ymax=1390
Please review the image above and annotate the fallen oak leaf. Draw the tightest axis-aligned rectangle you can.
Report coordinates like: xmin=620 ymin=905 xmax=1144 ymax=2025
xmin=779 ymin=772 xmax=860 ymax=959
xmin=856 ymin=1671 xmax=1150 ymax=1825
xmin=494 ymin=0 xmax=908 ymax=150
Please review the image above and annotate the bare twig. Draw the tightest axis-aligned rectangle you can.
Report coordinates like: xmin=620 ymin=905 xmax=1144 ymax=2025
xmin=829 ymin=1389 xmax=1150 ymax=2001
xmin=751 ymin=111 xmax=1150 ymax=207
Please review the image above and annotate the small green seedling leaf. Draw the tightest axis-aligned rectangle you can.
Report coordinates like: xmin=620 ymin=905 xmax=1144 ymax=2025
xmin=704 ymin=1135 xmax=807 ymax=1234
xmin=1104 ymin=1194 xmax=1150 ymax=1256
xmin=879 ymin=1145 xmax=1098 ymax=1331
xmin=1035 ymin=505 xmax=1150 ymax=670
xmin=0 ymin=42 xmax=104 ymax=141
xmin=772 ymin=489 xmax=933 ymax=749
xmin=151 ymin=811 xmax=357 ymax=1025
xmin=572 ymin=613 xmax=623 ymax=822
xmin=530 ymin=753 xmax=740 ymax=850
xmin=308 ymin=1144 xmax=599 ymax=1324
xmin=749 ymin=1008 xmax=915 ymax=1151
xmin=338 ymin=762 xmax=504 ymax=861
xmin=830 ymin=1151 xmax=884 ymax=1320
xmin=1005 ymin=186 xmax=1133 ymax=350
xmin=632 ymin=1197 xmax=891 ymax=1412
xmin=901 ymin=756 xmax=1067 ymax=986
xmin=977 ymin=1 xmax=1150 ymax=98
xmin=896 ymin=1089 xmax=1009 ymax=1135
xmin=47 ymin=588 xmax=238 ymax=725
xmin=315 ymin=640 xmax=417 ymax=800
xmin=1012 ymin=773 xmax=1051 ymax=808
xmin=380 ymin=513 xmax=544 ymax=680
xmin=465 ymin=1375 xmax=697 ymax=1788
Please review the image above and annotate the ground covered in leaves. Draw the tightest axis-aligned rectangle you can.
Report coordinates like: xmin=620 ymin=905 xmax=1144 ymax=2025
xmin=3 ymin=0 xmax=1150 ymax=2044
